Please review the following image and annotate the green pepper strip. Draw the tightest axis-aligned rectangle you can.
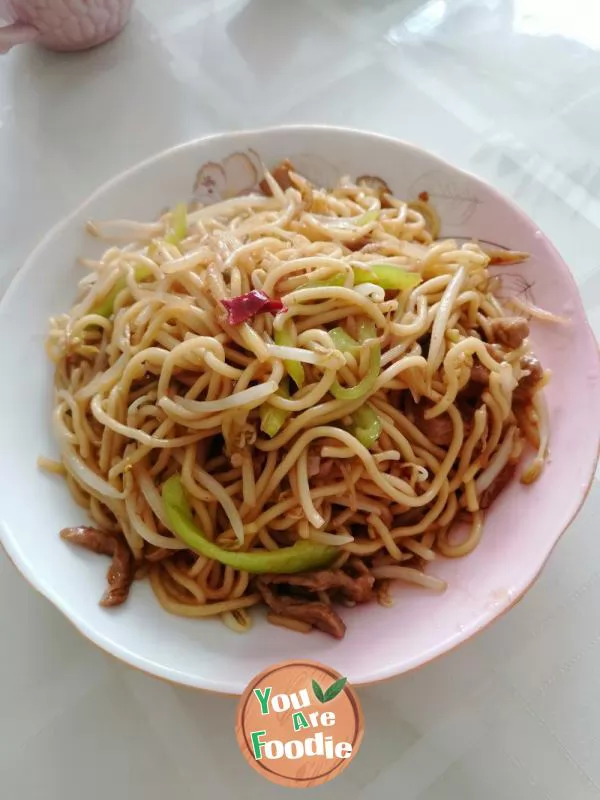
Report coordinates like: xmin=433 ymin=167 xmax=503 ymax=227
xmin=274 ymin=326 xmax=305 ymax=389
xmin=304 ymin=273 xmax=346 ymax=289
xmin=164 ymin=202 xmax=188 ymax=246
xmin=302 ymin=265 xmax=421 ymax=292
xmin=355 ymin=209 xmax=379 ymax=226
xmin=92 ymin=204 xmax=188 ymax=318
xmin=352 ymin=264 xmax=422 ymax=291
xmin=329 ymin=326 xmax=361 ymax=354
xmin=162 ymin=476 xmax=337 ymax=574
xmin=330 ymin=321 xmax=380 ymax=401
xmin=350 ymin=404 xmax=382 ymax=449
xmin=91 ymin=264 xmax=153 ymax=318
xmin=260 ymin=379 xmax=291 ymax=438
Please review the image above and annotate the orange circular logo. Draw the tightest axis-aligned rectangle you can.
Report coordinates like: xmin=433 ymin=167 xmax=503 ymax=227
xmin=236 ymin=660 xmax=363 ymax=788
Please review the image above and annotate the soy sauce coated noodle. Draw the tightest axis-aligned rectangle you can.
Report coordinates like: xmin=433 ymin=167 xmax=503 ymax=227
xmin=46 ymin=162 xmax=549 ymax=638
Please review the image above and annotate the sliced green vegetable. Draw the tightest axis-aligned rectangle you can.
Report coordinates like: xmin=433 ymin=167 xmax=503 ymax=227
xmin=302 ymin=264 xmax=421 ymax=292
xmin=274 ymin=326 xmax=305 ymax=389
xmin=330 ymin=347 xmax=380 ymax=400
xmin=329 ymin=327 xmax=360 ymax=354
xmin=352 ymin=264 xmax=422 ymax=291
xmin=357 ymin=320 xmax=377 ymax=343
xmin=355 ymin=209 xmax=379 ymax=226
xmin=91 ymin=277 xmax=126 ymax=318
xmin=147 ymin=240 xmax=160 ymax=260
xmin=350 ymin=404 xmax=382 ymax=449
xmin=260 ymin=380 xmax=290 ymax=438
xmin=165 ymin=202 xmax=188 ymax=246
xmin=162 ymin=475 xmax=337 ymax=573
xmin=304 ymin=273 xmax=346 ymax=289
xmin=91 ymin=264 xmax=153 ymax=318
xmin=330 ymin=321 xmax=380 ymax=401
xmin=260 ymin=404 xmax=289 ymax=438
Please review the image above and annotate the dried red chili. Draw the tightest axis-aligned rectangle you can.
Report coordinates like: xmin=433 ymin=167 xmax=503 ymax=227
xmin=221 ymin=290 xmax=286 ymax=325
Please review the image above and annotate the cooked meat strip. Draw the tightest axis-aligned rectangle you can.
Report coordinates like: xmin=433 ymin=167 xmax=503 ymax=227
xmin=319 ymin=459 xmax=336 ymax=479
xmin=259 ymin=159 xmax=296 ymax=195
xmin=470 ymin=359 xmax=490 ymax=385
xmin=60 ymin=526 xmax=133 ymax=607
xmin=423 ymin=418 xmax=453 ymax=448
xmin=463 ymin=342 xmax=515 ymax=399
xmin=486 ymin=343 xmax=504 ymax=362
xmin=457 ymin=397 xmax=477 ymax=426
xmin=478 ymin=463 xmax=516 ymax=509
xmin=515 ymin=353 xmax=544 ymax=400
xmin=408 ymin=555 xmax=427 ymax=572
xmin=460 ymin=357 xmax=490 ymax=402
xmin=356 ymin=175 xmax=392 ymax=197
xmin=257 ymin=565 xmax=376 ymax=638
xmin=307 ymin=453 xmax=321 ymax=478
xmin=259 ymin=568 xmax=374 ymax=604
xmin=346 ymin=556 xmax=372 ymax=578
xmin=489 ymin=316 xmax=529 ymax=349
xmin=418 ymin=333 xmax=431 ymax=358
xmin=465 ymin=356 xmax=490 ymax=394
xmin=410 ymin=394 xmax=477 ymax=443
xmin=391 ymin=507 xmax=425 ymax=526
xmin=411 ymin=400 xmax=454 ymax=447
xmin=256 ymin=579 xmax=346 ymax=639
xmin=144 ymin=546 xmax=173 ymax=563
xmin=344 ymin=236 xmax=371 ymax=252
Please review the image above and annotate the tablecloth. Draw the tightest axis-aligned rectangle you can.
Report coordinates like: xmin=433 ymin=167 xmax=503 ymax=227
xmin=1 ymin=1 xmax=599 ymax=797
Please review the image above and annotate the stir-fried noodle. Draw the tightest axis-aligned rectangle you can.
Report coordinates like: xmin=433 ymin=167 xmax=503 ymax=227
xmin=44 ymin=162 xmax=550 ymax=638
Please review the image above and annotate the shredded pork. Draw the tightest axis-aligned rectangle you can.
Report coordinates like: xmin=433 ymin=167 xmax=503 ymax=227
xmin=60 ymin=526 xmax=134 ymax=607
xmin=256 ymin=564 xmax=375 ymax=639
xmin=489 ymin=316 xmax=529 ymax=349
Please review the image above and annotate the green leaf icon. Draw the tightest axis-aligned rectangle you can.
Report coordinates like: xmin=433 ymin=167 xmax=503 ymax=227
xmin=323 ymin=676 xmax=348 ymax=703
xmin=312 ymin=679 xmax=325 ymax=703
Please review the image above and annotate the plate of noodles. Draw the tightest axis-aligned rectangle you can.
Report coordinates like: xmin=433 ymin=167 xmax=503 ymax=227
xmin=0 ymin=126 xmax=598 ymax=693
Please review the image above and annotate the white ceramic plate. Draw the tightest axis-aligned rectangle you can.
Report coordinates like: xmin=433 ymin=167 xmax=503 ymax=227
xmin=1 ymin=126 xmax=598 ymax=693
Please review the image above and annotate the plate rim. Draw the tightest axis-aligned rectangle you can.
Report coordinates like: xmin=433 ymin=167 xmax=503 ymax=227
xmin=1 ymin=124 xmax=599 ymax=693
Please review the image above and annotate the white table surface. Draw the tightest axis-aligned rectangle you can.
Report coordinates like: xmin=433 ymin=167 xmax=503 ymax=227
xmin=1 ymin=1 xmax=600 ymax=798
